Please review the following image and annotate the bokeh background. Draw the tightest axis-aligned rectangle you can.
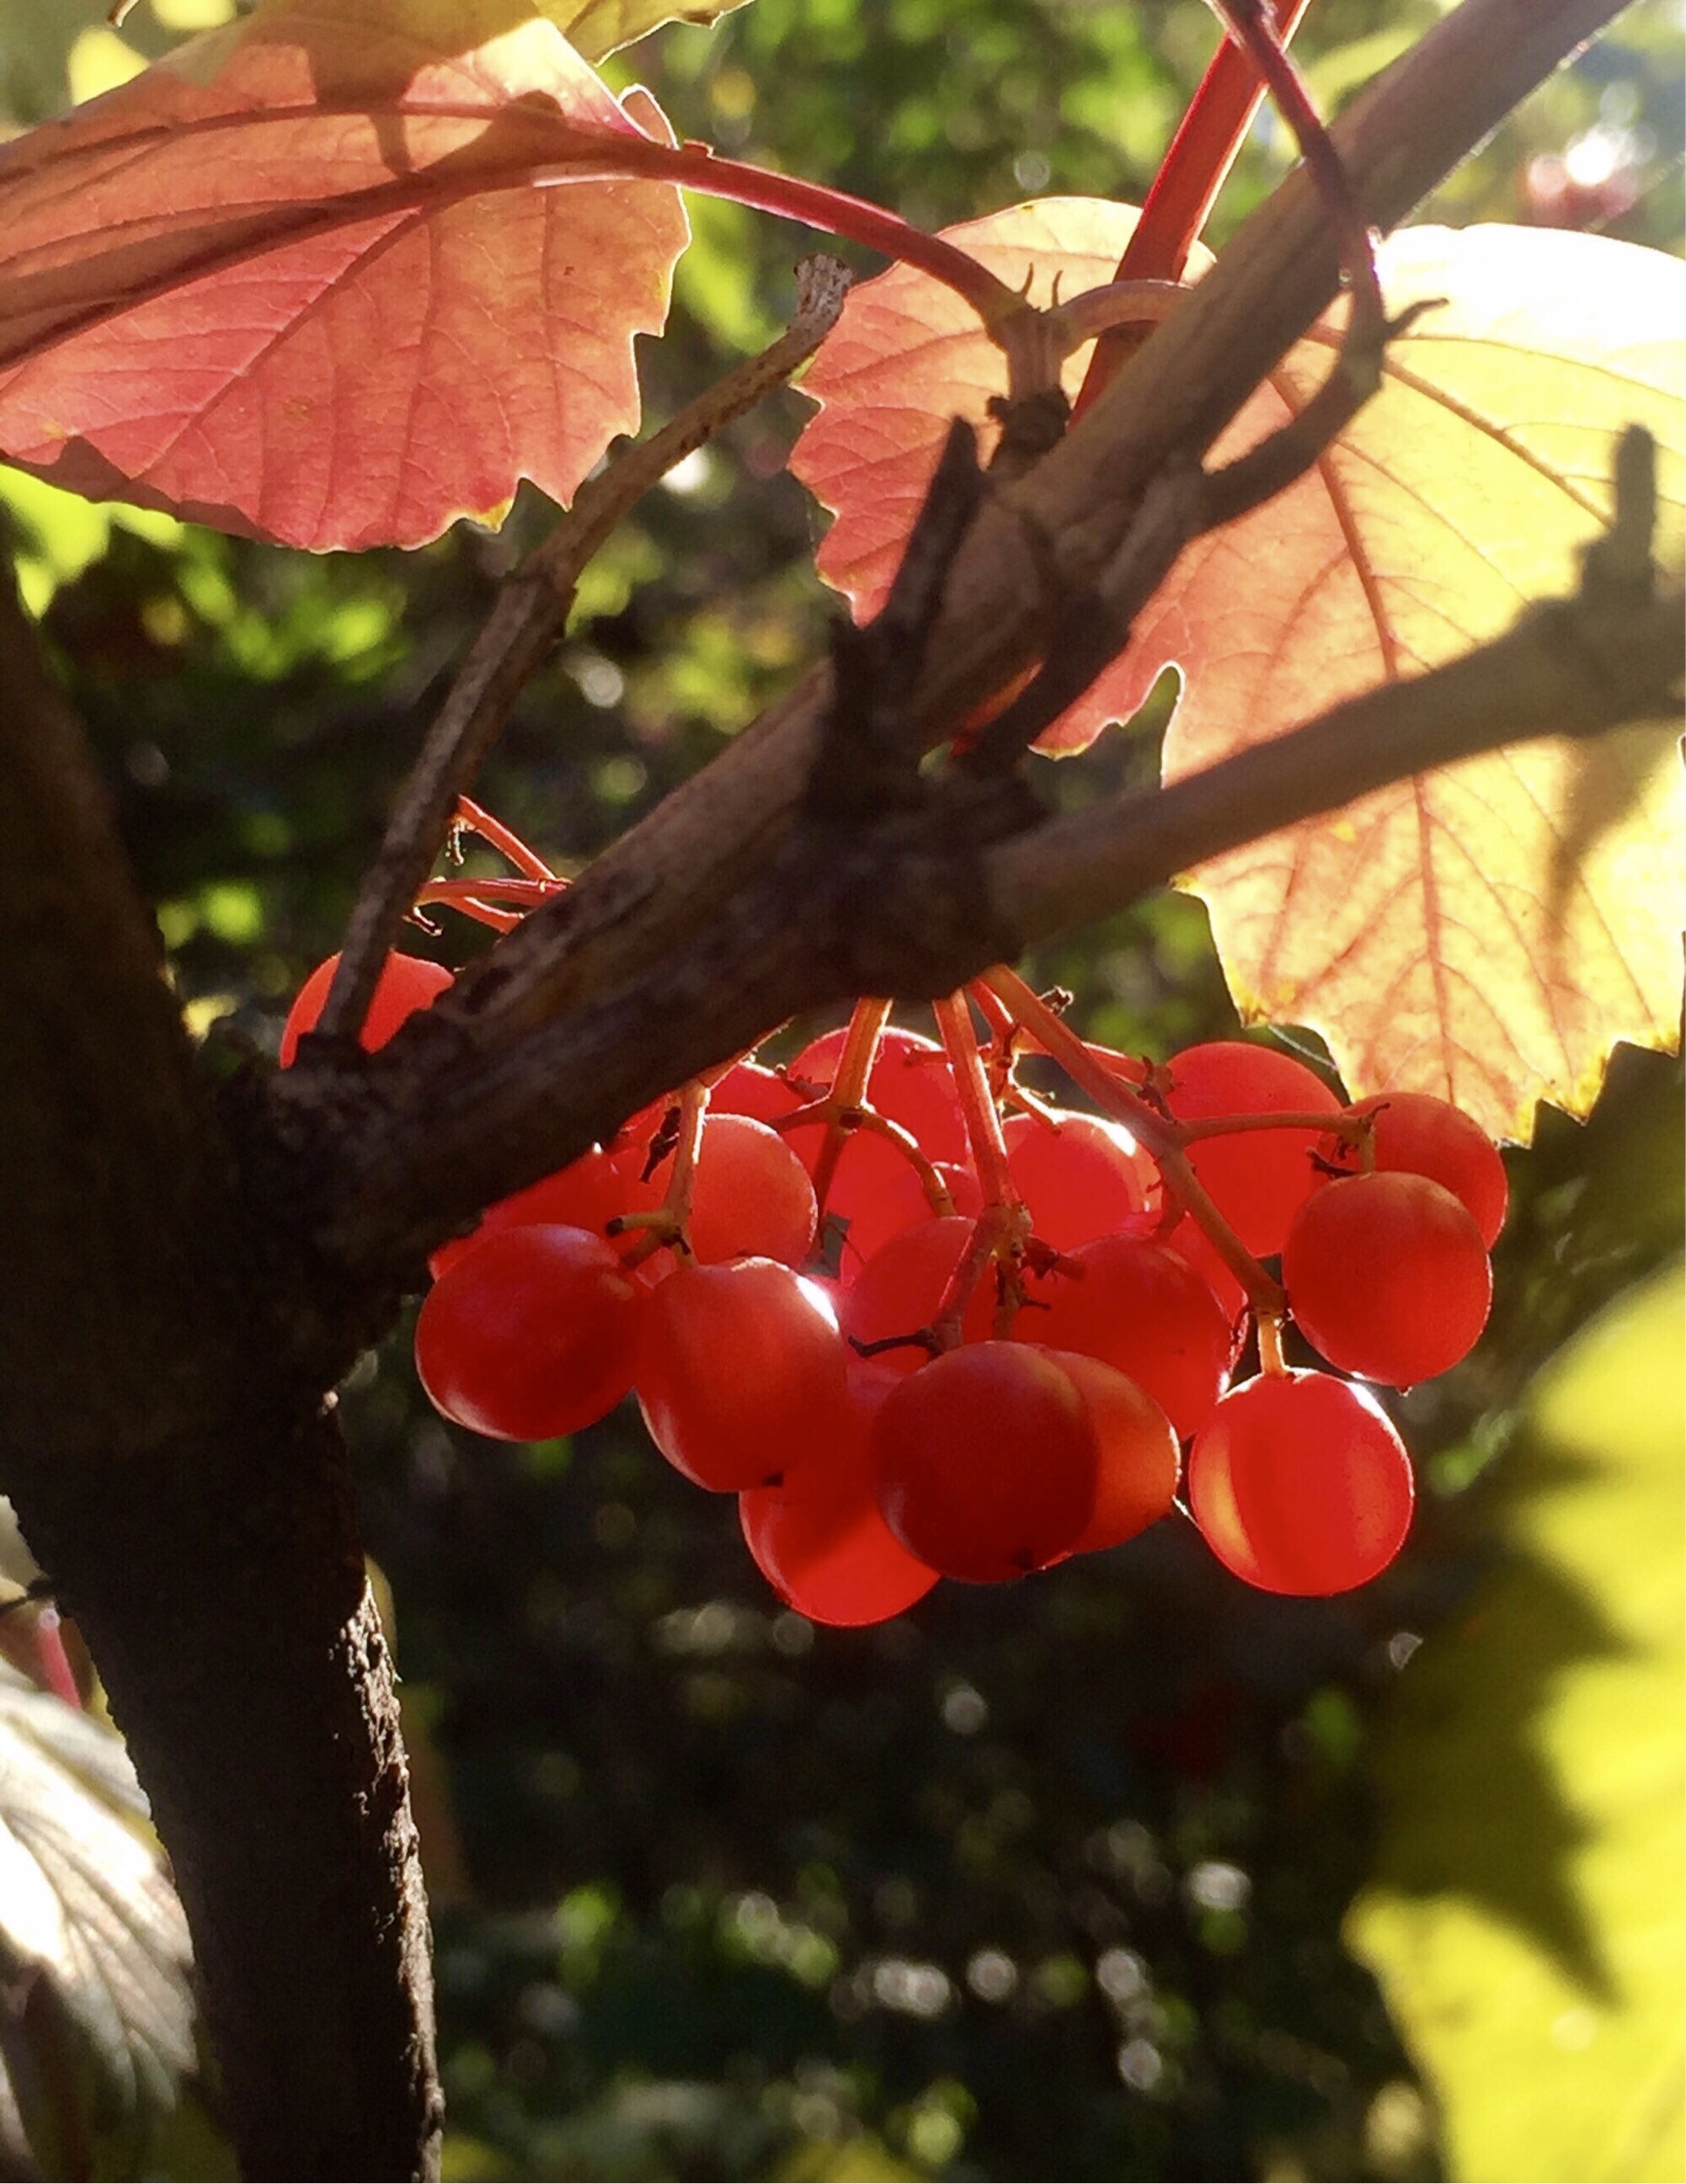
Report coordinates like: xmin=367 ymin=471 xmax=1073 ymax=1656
xmin=0 ymin=0 xmax=1680 ymax=2176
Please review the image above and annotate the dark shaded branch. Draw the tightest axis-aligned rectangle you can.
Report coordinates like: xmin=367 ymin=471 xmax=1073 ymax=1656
xmin=318 ymin=256 xmax=851 ymax=1043
xmin=295 ymin=428 xmax=1678 ymax=1291
xmin=288 ymin=0 xmax=1627 ymax=1071
xmin=990 ymin=432 xmax=1683 ymax=941
xmin=0 ymin=577 xmax=441 ymax=2181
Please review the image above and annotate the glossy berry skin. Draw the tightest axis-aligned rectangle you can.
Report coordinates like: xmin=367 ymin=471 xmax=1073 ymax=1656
xmin=617 ymin=1113 xmax=818 ymax=1270
xmin=1003 ymin=1110 xmax=1154 ymax=1252
xmin=1043 ymin=1351 xmax=1179 ymax=1555
xmin=1324 ymin=1092 xmax=1508 ymax=1248
xmin=841 ymin=1217 xmax=995 ymax=1372
xmin=637 ymin=1259 xmax=849 ymax=1492
xmin=739 ymin=1368 xmax=939 ymax=1626
xmin=1029 ymin=1233 xmax=1235 ymax=1439
xmin=872 ymin=1341 xmax=1096 ymax=1583
xmin=1187 ymin=1370 xmax=1414 ymax=1595
xmin=414 ymin=1223 xmax=641 ymax=1442
xmin=430 ymin=1148 xmax=623 ymax=1280
xmin=1160 ymin=1041 xmax=1342 ymax=1255
xmin=1283 ymin=1171 xmax=1491 ymax=1386
xmin=280 ymin=951 xmax=451 ymax=1065
xmin=789 ymin=1025 xmax=969 ymax=1164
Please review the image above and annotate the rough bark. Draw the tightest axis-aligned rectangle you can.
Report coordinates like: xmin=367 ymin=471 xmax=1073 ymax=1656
xmin=0 ymin=577 xmax=441 ymax=2180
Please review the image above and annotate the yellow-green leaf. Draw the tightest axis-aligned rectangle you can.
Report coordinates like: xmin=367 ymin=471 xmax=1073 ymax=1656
xmin=537 ymin=0 xmax=752 ymax=63
xmin=1347 ymin=1263 xmax=1685 ymax=2182
xmin=1136 ymin=226 xmax=1686 ymax=1140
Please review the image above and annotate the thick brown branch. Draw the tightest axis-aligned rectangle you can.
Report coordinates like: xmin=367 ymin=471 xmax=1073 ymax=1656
xmin=299 ymin=429 xmax=1678 ymax=1287
xmin=297 ymin=0 xmax=1628 ymax=1059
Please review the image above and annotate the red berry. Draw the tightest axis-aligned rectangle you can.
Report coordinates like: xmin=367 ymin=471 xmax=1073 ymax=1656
xmin=840 ymin=1217 xmax=996 ymax=1372
xmin=1160 ymin=1041 xmax=1342 ymax=1254
xmin=617 ymin=1113 xmax=818 ymax=1270
xmin=788 ymin=1025 xmax=969 ymax=1164
xmin=1003 ymin=1109 xmax=1155 ymax=1251
xmin=1027 ymin=1233 xmax=1235 ymax=1437
xmin=429 ymin=1148 xmax=624 ymax=1279
xmin=280 ymin=951 xmax=451 ymax=1065
xmin=1187 ymin=1371 xmax=1414 ymax=1595
xmin=739 ymin=1367 xmax=939 ymax=1626
xmin=710 ymin=1061 xmax=803 ymax=1127
xmin=872 ymin=1341 xmax=1096 ymax=1582
xmin=636 ymin=1259 xmax=849 ymax=1491
xmin=414 ymin=1223 xmax=641 ymax=1442
xmin=1283 ymin=1171 xmax=1491 ymax=1386
xmin=1163 ymin=1217 xmax=1251 ymax=1356
xmin=1324 ymin=1092 xmax=1508 ymax=1247
xmin=1043 ymin=1350 xmax=1179 ymax=1554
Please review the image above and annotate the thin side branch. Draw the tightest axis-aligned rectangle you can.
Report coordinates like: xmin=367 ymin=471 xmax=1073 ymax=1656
xmin=317 ymin=258 xmax=851 ymax=1043
xmin=990 ymin=429 xmax=1683 ymax=942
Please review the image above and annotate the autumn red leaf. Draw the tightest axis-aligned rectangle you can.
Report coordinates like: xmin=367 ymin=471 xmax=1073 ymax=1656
xmin=0 ymin=0 xmax=690 ymax=550
xmin=791 ymin=210 xmax=1686 ymax=1139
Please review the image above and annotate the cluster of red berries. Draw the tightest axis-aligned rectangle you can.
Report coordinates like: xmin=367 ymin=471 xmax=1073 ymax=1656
xmin=284 ymin=948 xmax=1506 ymax=1627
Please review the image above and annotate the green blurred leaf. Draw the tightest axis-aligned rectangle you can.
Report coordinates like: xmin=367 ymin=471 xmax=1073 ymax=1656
xmin=1349 ymin=1263 xmax=1685 ymax=2182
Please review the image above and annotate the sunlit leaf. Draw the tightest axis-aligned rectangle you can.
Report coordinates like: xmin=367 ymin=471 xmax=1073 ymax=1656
xmin=0 ymin=0 xmax=688 ymax=549
xmin=792 ymin=216 xmax=1686 ymax=1137
xmin=0 ymin=1660 xmax=195 ymax=2163
xmin=1348 ymin=1263 xmax=1685 ymax=2184
xmin=541 ymin=0 xmax=754 ymax=65
xmin=792 ymin=197 xmax=1155 ymax=651
xmin=1127 ymin=226 xmax=1686 ymax=1139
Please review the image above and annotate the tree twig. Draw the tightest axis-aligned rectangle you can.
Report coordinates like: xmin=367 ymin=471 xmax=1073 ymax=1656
xmin=316 ymin=256 xmax=851 ymax=1043
xmin=989 ymin=428 xmax=1682 ymax=942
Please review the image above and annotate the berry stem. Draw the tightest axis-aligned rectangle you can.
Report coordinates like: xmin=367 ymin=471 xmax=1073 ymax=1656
xmin=614 ymin=1079 xmax=708 ymax=1265
xmin=543 ymin=139 xmax=1028 ymax=332
xmin=1256 ymin=1312 xmax=1290 ymax=1378
xmin=980 ymin=967 xmax=1284 ymax=1319
xmin=1176 ymin=1109 xmax=1363 ymax=1143
xmin=450 ymin=797 xmax=558 ymax=882
xmin=932 ymin=992 xmax=1016 ymax=1207
xmin=810 ymin=997 xmax=891 ymax=1217
xmin=1072 ymin=0 xmax=1313 ymax=418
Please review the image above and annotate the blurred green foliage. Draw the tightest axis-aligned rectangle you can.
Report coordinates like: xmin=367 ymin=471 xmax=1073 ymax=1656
xmin=0 ymin=0 xmax=1680 ymax=2176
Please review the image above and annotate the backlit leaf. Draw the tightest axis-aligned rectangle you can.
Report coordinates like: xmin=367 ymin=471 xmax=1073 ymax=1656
xmin=1348 ymin=1264 xmax=1685 ymax=2183
xmin=792 ymin=196 xmax=1155 ymax=661
xmin=542 ymin=0 xmax=755 ymax=66
xmin=792 ymin=216 xmax=1686 ymax=1138
xmin=1125 ymin=226 xmax=1686 ymax=1139
xmin=0 ymin=1659 xmax=195 ymax=2161
xmin=0 ymin=0 xmax=689 ymax=549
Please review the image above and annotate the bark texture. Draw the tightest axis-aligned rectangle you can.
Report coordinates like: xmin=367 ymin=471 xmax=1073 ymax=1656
xmin=0 ymin=577 xmax=441 ymax=2180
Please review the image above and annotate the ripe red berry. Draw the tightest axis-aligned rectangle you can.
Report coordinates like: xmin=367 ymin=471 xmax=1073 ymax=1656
xmin=414 ymin=1223 xmax=641 ymax=1442
xmin=872 ymin=1341 xmax=1096 ymax=1582
xmin=1283 ymin=1171 xmax=1491 ymax=1385
xmin=789 ymin=1025 xmax=969 ymax=1164
xmin=1160 ymin=1041 xmax=1342 ymax=1255
xmin=739 ymin=1367 xmax=939 ymax=1626
xmin=1043 ymin=1350 xmax=1179 ymax=1555
xmin=280 ymin=951 xmax=451 ymax=1065
xmin=1003 ymin=1109 xmax=1155 ymax=1251
xmin=1027 ymin=1233 xmax=1235 ymax=1437
xmin=1324 ymin=1092 xmax=1508 ymax=1248
xmin=1187 ymin=1371 xmax=1414 ymax=1594
xmin=636 ymin=1259 xmax=849 ymax=1491
xmin=840 ymin=1217 xmax=996 ymax=1372
xmin=617 ymin=1113 xmax=818 ymax=1270
xmin=430 ymin=1148 xmax=624 ymax=1279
